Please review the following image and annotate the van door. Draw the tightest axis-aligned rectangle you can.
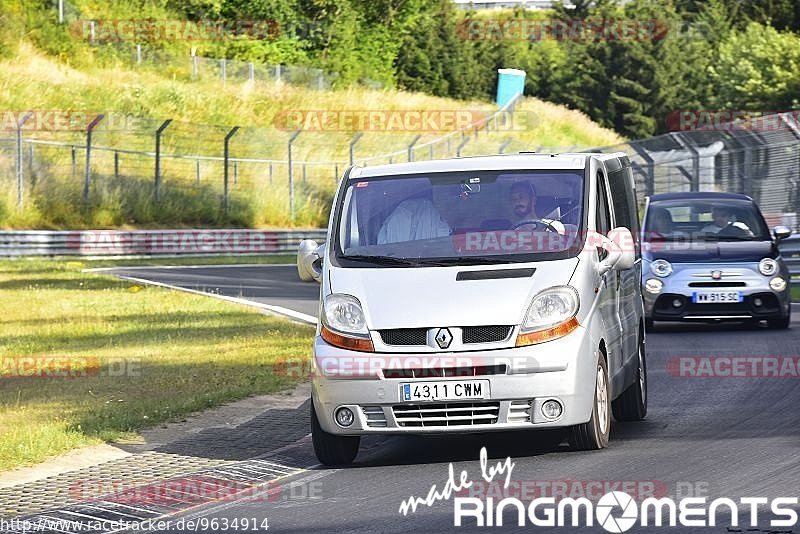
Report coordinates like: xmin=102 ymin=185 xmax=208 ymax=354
xmin=607 ymin=165 xmax=642 ymax=369
xmin=596 ymin=170 xmax=624 ymax=381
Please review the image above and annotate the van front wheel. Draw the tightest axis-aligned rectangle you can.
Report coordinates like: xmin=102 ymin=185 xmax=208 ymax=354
xmin=569 ymin=355 xmax=610 ymax=451
xmin=611 ymin=332 xmax=648 ymax=421
xmin=311 ymin=401 xmax=360 ymax=466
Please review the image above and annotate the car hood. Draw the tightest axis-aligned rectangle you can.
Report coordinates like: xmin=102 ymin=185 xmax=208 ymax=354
xmin=643 ymin=240 xmax=774 ymax=263
xmin=328 ymin=259 xmax=579 ymax=329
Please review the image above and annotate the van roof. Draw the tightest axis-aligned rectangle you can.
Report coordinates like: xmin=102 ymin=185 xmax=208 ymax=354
xmin=349 ymin=152 xmax=625 ymax=178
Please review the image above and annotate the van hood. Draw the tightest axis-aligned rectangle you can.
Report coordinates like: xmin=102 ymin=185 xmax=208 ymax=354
xmin=643 ymin=240 xmax=775 ymax=263
xmin=328 ymin=259 xmax=579 ymax=329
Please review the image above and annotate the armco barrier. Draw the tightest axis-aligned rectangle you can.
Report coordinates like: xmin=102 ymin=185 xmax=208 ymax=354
xmin=0 ymin=229 xmax=327 ymax=257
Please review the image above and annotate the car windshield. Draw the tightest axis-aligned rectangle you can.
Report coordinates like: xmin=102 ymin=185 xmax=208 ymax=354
xmin=643 ymin=198 xmax=770 ymax=242
xmin=334 ymin=170 xmax=586 ymax=266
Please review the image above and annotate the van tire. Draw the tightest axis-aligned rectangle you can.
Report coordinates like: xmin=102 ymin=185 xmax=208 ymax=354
xmin=311 ymin=401 xmax=360 ymax=466
xmin=569 ymin=355 xmax=611 ymax=451
xmin=612 ymin=331 xmax=648 ymax=421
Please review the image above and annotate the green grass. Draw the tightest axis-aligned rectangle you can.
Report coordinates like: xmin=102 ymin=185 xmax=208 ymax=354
xmin=0 ymin=39 xmax=623 ymax=229
xmin=0 ymin=259 xmax=314 ymax=471
xmin=792 ymin=283 xmax=799 ymax=302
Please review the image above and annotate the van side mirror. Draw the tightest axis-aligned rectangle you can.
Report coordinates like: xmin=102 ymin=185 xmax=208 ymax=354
xmin=297 ymin=239 xmax=324 ymax=283
xmin=773 ymin=225 xmax=792 ymax=241
xmin=598 ymin=227 xmax=635 ymax=275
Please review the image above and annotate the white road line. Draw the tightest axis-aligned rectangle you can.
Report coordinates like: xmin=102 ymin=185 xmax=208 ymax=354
xmin=110 ymin=274 xmax=317 ymax=325
xmin=83 ymin=263 xmax=293 ymax=272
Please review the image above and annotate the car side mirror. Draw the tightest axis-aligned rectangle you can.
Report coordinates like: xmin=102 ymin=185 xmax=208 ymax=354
xmin=598 ymin=227 xmax=635 ymax=275
xmin=297 ymin=239 xmax=324 ymax=283
xmin=773 ymin=225 xmax=792 ymax=241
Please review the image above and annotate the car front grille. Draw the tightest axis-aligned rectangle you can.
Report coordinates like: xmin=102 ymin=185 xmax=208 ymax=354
xmin=379 ymin=328 xmax=427 ymax=346
xmin=393 ymin=402 xmax=500 ymax=428
xmin=688 ymin=282 xmax=747 ymax=288
xmin=383 ymin=364 xmax=507 ymax=379
xmin=462 ymin=326 xmax=512 ymax=344
xmin=378 ymin=326 xmax=513 ymax=346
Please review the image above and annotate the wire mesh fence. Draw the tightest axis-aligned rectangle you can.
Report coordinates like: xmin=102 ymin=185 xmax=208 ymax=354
xmin=593 ymin=112 xmax=800 ymax=233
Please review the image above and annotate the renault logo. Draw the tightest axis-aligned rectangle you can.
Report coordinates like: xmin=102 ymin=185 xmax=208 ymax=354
xmin=711 ymin=270 xmax=722 ymax=280
xmin=434 ymin=328 xmax=453 ymax=349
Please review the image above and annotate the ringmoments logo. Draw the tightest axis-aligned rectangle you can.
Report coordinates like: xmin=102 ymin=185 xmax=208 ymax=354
xmin=398 ymin=448 xmax=799 ymax=531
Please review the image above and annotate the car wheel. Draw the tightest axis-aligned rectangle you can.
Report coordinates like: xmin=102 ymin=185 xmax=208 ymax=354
xmin=311 ymin=400 xmax=360 ymax=466
xmin=612 ymin=330 xmax=648 ymax=421
xmin=569 ymin=354 xmax=611 ymax=451
xmin=644 ymin=317 xmax=654 ymax=331
xmin=767 ymin=307 xmax=791 ymax=330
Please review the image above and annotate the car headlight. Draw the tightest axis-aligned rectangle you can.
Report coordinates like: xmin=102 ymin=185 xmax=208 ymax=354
xmin=650 ymin=259 xmax=673 ymax=277
xmin=759 ymin=258 xmax=778 ymax=276
xmin=770 ymin=277 xmax=787 ymax=292
xmin=516 ymin=286 xmax=580 ymax=347
xmin=645 ymin=278 xmax=664 ymax=294
xmin=321 ymin=294 xmax=373 ymax=352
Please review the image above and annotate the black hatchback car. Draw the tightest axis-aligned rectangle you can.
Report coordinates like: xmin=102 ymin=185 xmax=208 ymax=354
xmin=641 ymin=192 xmax=792 ymax=329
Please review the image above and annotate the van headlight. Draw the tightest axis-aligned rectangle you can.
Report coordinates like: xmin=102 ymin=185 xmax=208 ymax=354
xmin=759 ymin=258 xmax=778 ymax=276
xmin=650 ymin=259 xmax=673 ymax=277
xmin=516 ymin=286 xmax=580 ymax=347
xmin=321 ymin=294 xmax=374 ymax=352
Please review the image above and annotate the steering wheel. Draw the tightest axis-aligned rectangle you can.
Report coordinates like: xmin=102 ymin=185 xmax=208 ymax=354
xmin=512 ymin=219 xmax=560 ymax=233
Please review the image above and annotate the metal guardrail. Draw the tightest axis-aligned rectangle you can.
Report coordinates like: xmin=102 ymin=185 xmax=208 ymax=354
xmin=782 ymin=235 xmax=800 ymax=288
xmin=0 ymin=229 xmax=327 ymax=258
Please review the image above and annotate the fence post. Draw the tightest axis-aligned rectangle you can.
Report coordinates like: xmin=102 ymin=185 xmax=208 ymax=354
xmin=195 ymin=160 xmax=201 ymax=185
xmin=276 ymin=64 xmax=282 ymax=85
xmin=287 ymin=130 xmax=301 ymax=222
xmin=71 ymin=146 xmax=76 ymax=178
xmin=15 ymin=112 xmax=33 ymax=210
xmin=407 ymin=135 xmax=421 ymax=162
xmin=191 ymin=54 xmax=198 ymax=80
xmin=335 ymin=164 xmax=339 ymax=181
xmin=136 ymin=44 xmax=142 ymax=65
xmin=349 ymin=132 xmax=363 ymax=166
xmin=58 ymin=0 xmax=64 ymax=23
xmin=223 ymin=126 xmax=240 ymax=212
xmin=114 ymin=151 xmax=120 ymax=179
xmin=498 ymin=137 xmax=512 ymax=154
xmin=249 ymin=62 xmax=255 ymax=82
xmin=317 ymin=71 xmax=324 ymax=90
xmin=154 ymin=119 xmax=172 ymax=204
xmin=457 ymin=134 xmax=470 ymax=157
xmin=269 ymin=162 xmax=273 ymax=183
xmin=83 ymin=114 xmax=105 ymax=205
xmin=220 ymin=59 xmax=227 ymax=83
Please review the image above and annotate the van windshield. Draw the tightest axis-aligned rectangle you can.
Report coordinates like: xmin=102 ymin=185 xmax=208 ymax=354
xmin=333 ymin=170 xmax=586 ymax=267
xmin=644 ymin=198 xmax=771 ymax=243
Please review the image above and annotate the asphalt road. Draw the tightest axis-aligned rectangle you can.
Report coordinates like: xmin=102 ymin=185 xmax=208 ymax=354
xmin=107 ymin=264 xmax=320 ymax=319
xmin=105 ymin=265 xmax=800 ymax=534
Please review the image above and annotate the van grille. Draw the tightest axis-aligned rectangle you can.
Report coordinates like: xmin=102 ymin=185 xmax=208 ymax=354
xmin=379 ymin=326 xmax=513 ymax=346
xmin=379 ymin=328 xmax=427 ymax=346
xmin=463 ymin=326 xmax=512 ymax=344
xmin=383 ymin=364 xmax=507 ymax=379
xmin=393 ymin=402 xmax=500 ymax=427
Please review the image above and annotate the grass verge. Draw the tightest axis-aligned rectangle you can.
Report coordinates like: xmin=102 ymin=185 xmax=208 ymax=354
xmin=792 ymin=283 xmax=799 ymax=303
xmin=0 ymin=259 xmax=313 ymax=471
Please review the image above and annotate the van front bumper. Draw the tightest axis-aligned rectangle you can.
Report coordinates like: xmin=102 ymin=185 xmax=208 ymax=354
xmin=311 ymin=325 xmax=597 ymax=435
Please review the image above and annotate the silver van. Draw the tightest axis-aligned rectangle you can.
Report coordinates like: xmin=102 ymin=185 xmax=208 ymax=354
xmin=298 ymin=153 xmax=647 ymax=465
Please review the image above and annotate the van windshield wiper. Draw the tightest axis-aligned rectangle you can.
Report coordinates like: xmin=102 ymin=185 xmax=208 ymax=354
xmin=341 ymin=254 xmax=425 ymax=267
xmin=420 ymin=256 xmax=527 ymax=266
